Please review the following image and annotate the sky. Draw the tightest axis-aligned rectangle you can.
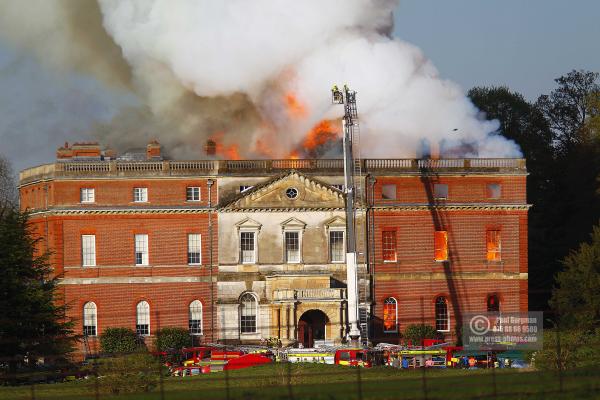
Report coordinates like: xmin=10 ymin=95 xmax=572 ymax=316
xmin=394 ymin=0 xmax=600 ymax=100
xmin=1 ymin=0 xmax=599 ymax=173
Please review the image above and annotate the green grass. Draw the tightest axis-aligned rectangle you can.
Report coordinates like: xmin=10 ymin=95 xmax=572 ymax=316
xmin=1 ymin=364 xmax=599 ymax=400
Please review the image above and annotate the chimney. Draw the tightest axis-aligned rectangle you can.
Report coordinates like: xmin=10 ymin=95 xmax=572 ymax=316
xmin=205 ymin=139 xmax=217 ymax=156
xmin=146 ymin=140 xmax=162 ymax=160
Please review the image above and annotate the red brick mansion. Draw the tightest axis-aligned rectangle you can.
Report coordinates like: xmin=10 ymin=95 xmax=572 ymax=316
xmin=19 ymin=142 xmax=529 ymax=356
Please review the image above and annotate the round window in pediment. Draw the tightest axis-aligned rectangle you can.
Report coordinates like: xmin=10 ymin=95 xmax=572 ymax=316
xmin=285 ymin=187 xmax=299 ymax=199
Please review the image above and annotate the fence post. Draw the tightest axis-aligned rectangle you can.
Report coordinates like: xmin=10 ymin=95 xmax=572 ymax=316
xmin=94 ymin=359 xmax=100 ymax=400
xmin=158 ymin=361 xmax=165 ymax=400
xmin=356 ymin=366 xmax=363 ymax=400
xmin=555 ymin=323 xmax=564 ymax=392
xmin=225 ymin=345 xmax=231 ymax=400
xmin=30 ymin=383 xmax=35 ymax=400
xmin=286 ymin=361 xmax=294 ymax=400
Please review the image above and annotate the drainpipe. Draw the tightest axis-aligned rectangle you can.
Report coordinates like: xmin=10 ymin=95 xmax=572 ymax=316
xmin=207 ymin=178 xmax=215 ymax=343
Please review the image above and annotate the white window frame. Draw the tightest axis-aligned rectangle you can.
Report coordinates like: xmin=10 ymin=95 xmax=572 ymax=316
xmin=240 ymin=230 xmax=257 ymax=264
xmin=239 ymin=293 xmax=258 ymax=334
xmin=383 ymin=297 xmax=398 ymax=333
xmin=133 ymin=187 xmax=148 ymax=203
xmin=186 ymin=186 xmax=201 ymax=202
xmin=135 ymin=234 xmax=149 ymax=266
xmin=189 ymin=300 xmax=203 ymax=336
xmin=81 ymin=235 xmax=96 ymax=267
xmin=329 ymin=229 xmax=345 ymax=263
xmin=80 ymin=188 xmax=95 ymax=203
xmin=83 ymin=302 xmax=97 ymax=336
xmin=136 ymin=301 xmax=150 ymax=336
xmin=283 ymin=230 xmax=302 ymax=264
xmin=435 ymin=296 xmax=450 ymax=332
xmin=187 ymin=233 xmax=202 ymax=265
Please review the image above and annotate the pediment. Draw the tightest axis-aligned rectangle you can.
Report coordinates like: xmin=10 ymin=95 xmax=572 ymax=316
xmin=324 ymin=216 xmax=346 ymax=228
xmin=280 ymin=217 xmax=307 ymax=231
xmin=224 ymin=171 xmax=345 ymax=210
xmin=234 ymin=217 xmax=262 ymax=230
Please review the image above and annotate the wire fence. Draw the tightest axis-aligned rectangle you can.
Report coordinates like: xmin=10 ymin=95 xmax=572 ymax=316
xmin=1 ymin=309 xmax=599 ymax=400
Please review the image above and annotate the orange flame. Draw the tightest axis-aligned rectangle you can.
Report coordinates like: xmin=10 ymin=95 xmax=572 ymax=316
xmin=285 ymin=92 xmax=307 ymax=119
xmin=209 ymin=131 xmax=241 ymax=160
xmin=302 ymin=120 xmax=341 ymax=151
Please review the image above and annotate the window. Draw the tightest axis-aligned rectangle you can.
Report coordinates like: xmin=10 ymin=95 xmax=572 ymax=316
xmin=136 ymin=301 xmax=150 ymax=336
xmin=487 ymin=294 xmax=500 ymax=312
xmin=83 ymin=302 xmax=97 ymax=336
xmin=240 ymin=185 xmax=254 ymax=193
xmin=434 ymin=231 xmax=448 ymax=262
xmin=487 ymin=183 xmax=501 ymax=199
xmin=240 ymin=231 xmax=256 ymax=264
xmin=186 ymin=186 xmax=200 ymax=201
xmin=239 ymin=293 xmax=257 ymax=333
xmin=435 ymin=296 xmax=449 ymax=332
xmin=189 ymin=300 xmax=203 ymax=335
xmin=434 ymin=184 xmax=448 ymax=200
xmin=135 ymin=234 xmax=149 ymax=266
xmin=383 ymin=297 xmax=398 ymax=333
xmin=133 ymin=187 xmax=148 ymax=202
xmin=381 ymin=184 xmax=396 ymax=200
xmin=80 ymin=188 xmax=95 ymax=203
xmin=486 ymin=230 xmax=501 ymax=261
xmin=382 ymin=231 xmax=397 ymax=262
xmin=285 ymin=231 xmax=300 ymax=263
xmin=188 ymin=234 xmax=202 ymax=265
xmin=285 ymin=187 xmax=299 ymax=199
xmin=329 ymin=230 xmax=345 ymax=263
xmin=82 ymin=235 xmax=96 ymax=267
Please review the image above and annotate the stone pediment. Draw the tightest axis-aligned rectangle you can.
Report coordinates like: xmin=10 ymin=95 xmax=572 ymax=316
xmin=224 ymin=171 xmax=345 ymax=210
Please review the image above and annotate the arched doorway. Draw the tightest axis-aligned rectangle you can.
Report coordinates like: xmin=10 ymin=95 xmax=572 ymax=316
xmin=297 ymin=310 xmax=329 ymax=348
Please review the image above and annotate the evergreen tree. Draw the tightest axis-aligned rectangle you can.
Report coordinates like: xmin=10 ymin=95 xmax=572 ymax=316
xmin=550 ymin=224 xmax=600 ymax=331
xmin=0 ymin=210 xmax=74 ymax=372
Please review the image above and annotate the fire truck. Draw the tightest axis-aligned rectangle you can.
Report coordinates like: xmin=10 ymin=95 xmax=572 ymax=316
xmin=171 ymin=346 xmax=272 ymax=375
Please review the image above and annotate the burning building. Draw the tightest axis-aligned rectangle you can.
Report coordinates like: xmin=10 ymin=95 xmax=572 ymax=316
xmin=19 ymin=140 xmax=529 ymax=356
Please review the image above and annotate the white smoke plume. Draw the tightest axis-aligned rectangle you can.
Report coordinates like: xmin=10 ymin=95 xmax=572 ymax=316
xmin=0 ymin=0 xmax=520 ymax=161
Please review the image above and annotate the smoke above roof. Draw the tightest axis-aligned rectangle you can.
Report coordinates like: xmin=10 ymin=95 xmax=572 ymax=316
xmin=0 ymin=0 xmax=520 ymax=161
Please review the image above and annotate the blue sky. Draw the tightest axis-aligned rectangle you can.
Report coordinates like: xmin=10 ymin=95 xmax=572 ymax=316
xmin=394 ymin=0 xmax=600 ymax=100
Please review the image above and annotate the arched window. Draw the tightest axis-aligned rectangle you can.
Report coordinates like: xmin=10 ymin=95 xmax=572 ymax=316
xmin=189 ymin=300 xmax=203 ymax=335
xmin=383 ymin=297 xmax=398 ymax=333
xmin=240 ymin=293 xmax=258 ymax=334
xmin=136 ymin=301 xmax=150 ymax=336
xmin=435 ymin=296 xmax=449 ymax=332
xmin=83 ymin=302 xmax=97 ymax=336
xmin=487 ymin=294 xmax=500 ymax=312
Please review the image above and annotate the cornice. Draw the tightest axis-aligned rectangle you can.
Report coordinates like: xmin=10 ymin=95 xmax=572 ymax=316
xmin=370 ymin=204 xmax=531 ymax=211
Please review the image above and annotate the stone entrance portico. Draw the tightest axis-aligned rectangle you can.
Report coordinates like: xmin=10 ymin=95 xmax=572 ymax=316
xmin=267 ymin=274 xmax=347 ymax=346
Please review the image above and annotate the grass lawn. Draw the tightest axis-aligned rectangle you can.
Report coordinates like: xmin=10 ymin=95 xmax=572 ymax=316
xmin=1 ymin=364 xmax=599 ymax=400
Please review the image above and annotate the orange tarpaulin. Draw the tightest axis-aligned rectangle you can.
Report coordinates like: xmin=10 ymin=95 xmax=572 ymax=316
xmin=434 ymin=231 xmax=448 ymax=261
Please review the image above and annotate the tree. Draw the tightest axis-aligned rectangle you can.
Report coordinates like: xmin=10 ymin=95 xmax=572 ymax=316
xmin=468 ymin=86 xmax=557 ymax=311
xmin=403 ymin=324 xmax=442 ymax=345
xmin=536 ymin=70 xmax=600 ymax=152
xmin=0 ymin=210 xmax=75 ymax=372
xmin=100 ymin=327 xmax=140 ymax=354
xmin=550 ymin=224 xmax=600 ymax=331
xmin=155 ymin=327 xmax=192 ymax=352
xmin=0 ymin=155 xmax=17 ymax=216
